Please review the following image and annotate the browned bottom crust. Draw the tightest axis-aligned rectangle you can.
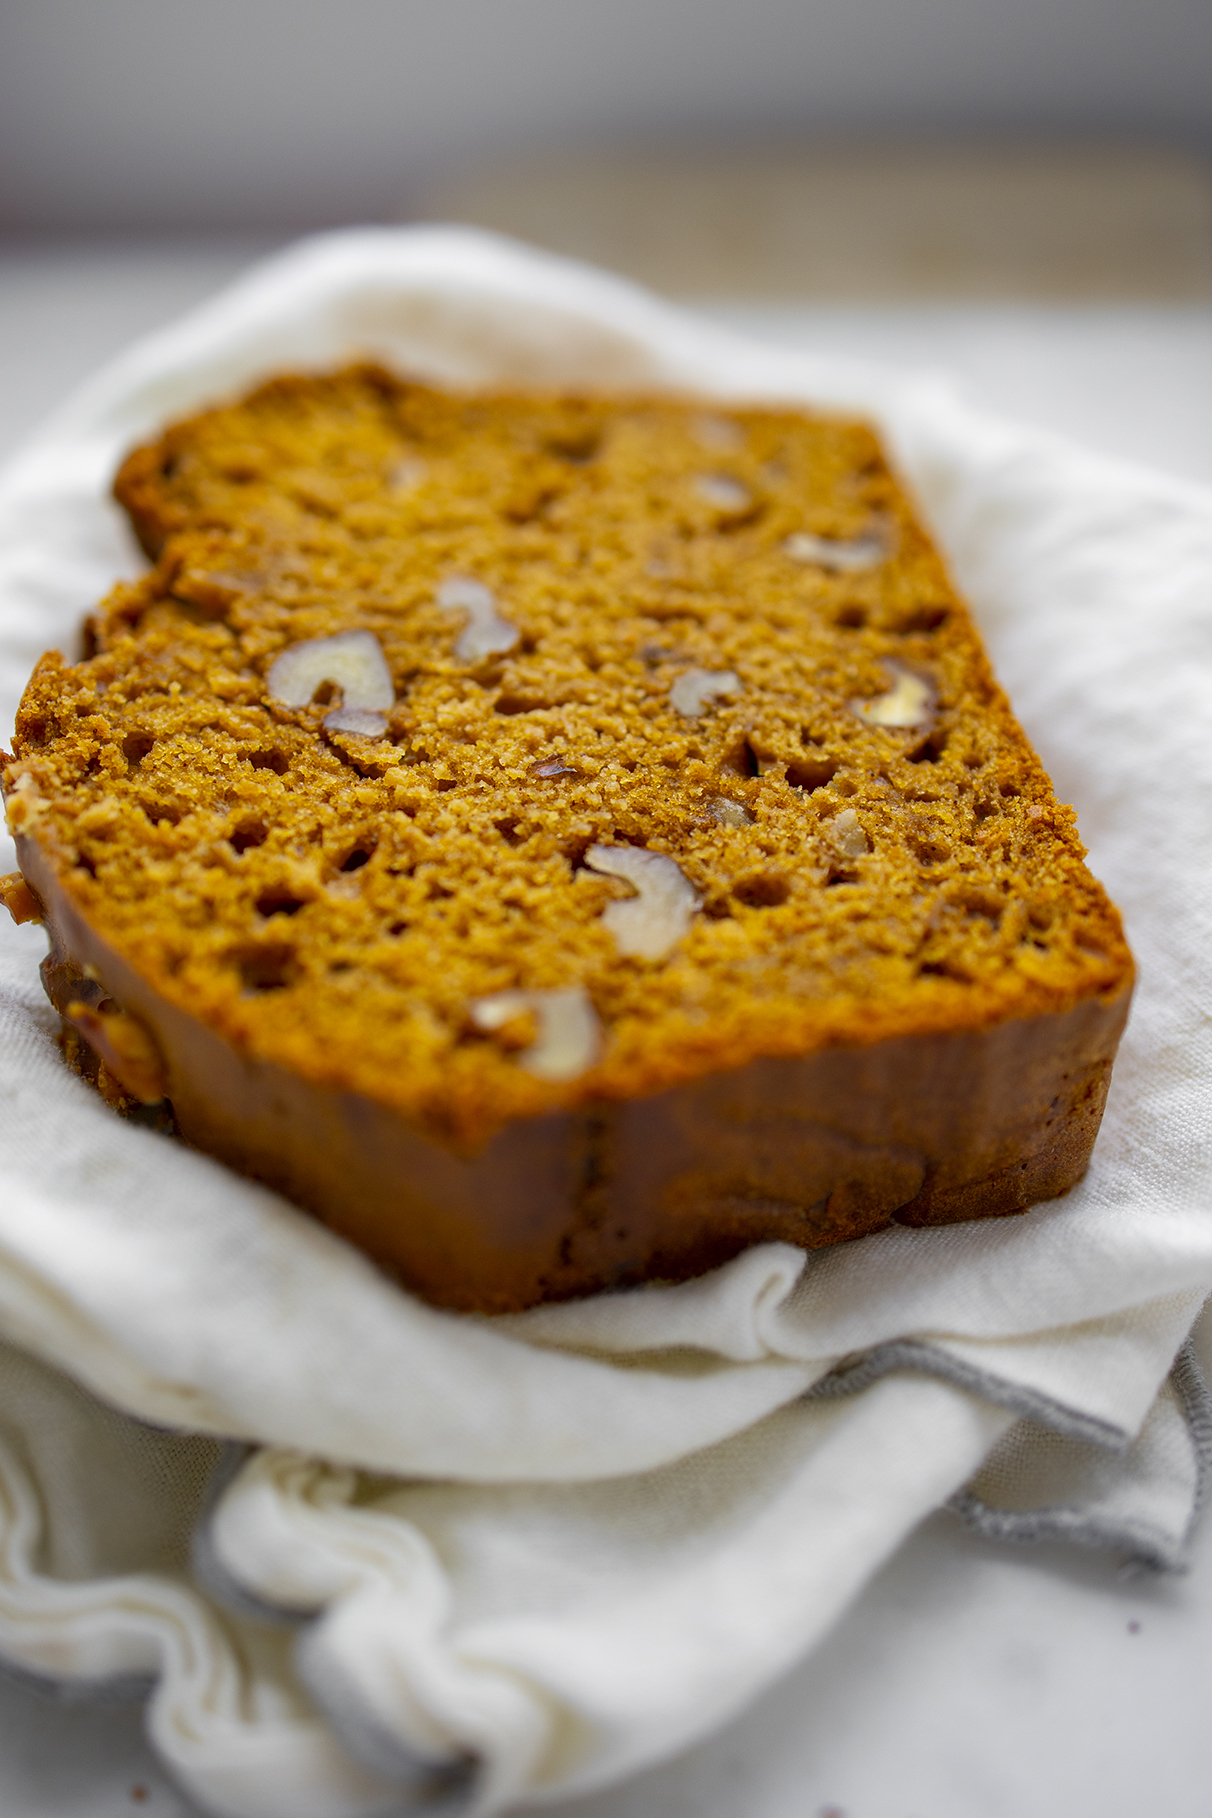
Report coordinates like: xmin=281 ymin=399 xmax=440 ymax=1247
xmin=20 ymin=829 xmax=1131 ymax=1314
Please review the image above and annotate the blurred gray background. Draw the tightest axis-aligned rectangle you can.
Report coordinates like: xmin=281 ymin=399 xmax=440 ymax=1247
xmin=1 ymin=0 xmax=1211 ymax=234
xmin=0 ymin=0 xmax=1210 ymax=485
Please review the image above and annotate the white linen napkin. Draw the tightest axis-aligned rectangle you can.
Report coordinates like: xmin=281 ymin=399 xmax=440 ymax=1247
xmin=0 ymin=227 xmax=1209 ymax=1818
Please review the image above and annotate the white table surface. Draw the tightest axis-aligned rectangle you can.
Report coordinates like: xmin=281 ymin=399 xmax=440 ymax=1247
xmin=0 ymin=238 xmax=1210 ymax=1818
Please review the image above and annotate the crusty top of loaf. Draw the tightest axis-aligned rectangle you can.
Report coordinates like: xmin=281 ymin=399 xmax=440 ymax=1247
xmin=6 ymin=367 xmax=1131 ymax=1147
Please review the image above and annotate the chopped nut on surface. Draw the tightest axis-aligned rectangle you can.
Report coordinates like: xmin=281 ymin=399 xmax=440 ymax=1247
xmin=694 ymin=475 xmax=751 ymax=514
xmin=325 ymin=706 xmax=395 ymax=739
xmin=437 ymin=576 xmax=519 ymax=663
xmin=585 ymin=845 xmax=700 ymax=961
xmin=66 ymin=999 xmax=167 ymax=1103
xmin=387 ymin=455 xmax=427 ymax=493
xmin=2 ymin=770 xmax=40 ymax=832
xmin=531 ymin=757 xmax=577 ymax=778
xmin=708 ymin=797 xmax=753 ymax=829
xmin=670 ymin=668 xmax=742 ymax=718
xmin=470 ymin=985 xmax=601 ymax=1082
xmin=267 ymin=630 xmax=394 ymax=739
xmin=784 ymin=528 xmax=888 ymax=573
xmin=851 ymin=662 xmax=934 ymax=730
xmin=830 ymin=808 xmax=870 ymax=859
xmin=0 ymin=872 xmax=41 ymax=924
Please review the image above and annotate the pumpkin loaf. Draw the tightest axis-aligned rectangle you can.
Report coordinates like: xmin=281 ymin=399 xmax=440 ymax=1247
xmin=2 ymin=367 xmax=1133 ymax=1312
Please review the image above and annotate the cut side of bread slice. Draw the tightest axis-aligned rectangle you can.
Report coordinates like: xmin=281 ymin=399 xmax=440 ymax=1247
xmin=3 ymin=367 xmax=1133 ymax=1311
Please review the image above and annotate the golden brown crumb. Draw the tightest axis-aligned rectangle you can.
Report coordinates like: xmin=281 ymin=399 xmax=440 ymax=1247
xmin=6 ymin=367 xmax=1130 ymax=1148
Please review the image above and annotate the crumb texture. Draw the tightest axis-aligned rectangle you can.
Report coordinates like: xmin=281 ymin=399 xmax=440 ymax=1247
xmin=7 ymin=367 xmax=1130 ymax=1147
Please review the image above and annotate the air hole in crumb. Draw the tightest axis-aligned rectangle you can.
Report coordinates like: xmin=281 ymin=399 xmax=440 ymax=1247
xmin=912 ymin=835 xmax=951 ymax=867
xmin=786 ymin=757 xmax=839 ymax=793
xmin=495 ymin=817 xmax=525 ymax=847
xmin=224 ymin=464 xmax=262 ymax=487
xmin=530 ymin=757 xmax=576 ymax=779
xmin=122 ymin=731 xmax=155 ymax=768
xmin=973 ymin=799 xmax=998 ymax=821
xmin=256 ymin=890 xmax=305 ymax=918
xmin=723 ymin=738 xmax=762 ymax=779
xmin=434 ymin=779 xmax=458 ymax=793
xmin=908 ymin=729 xmax=949 ymax=764
xmin=389 ymin=920 xmax=410 ymax=936
xmin=999 ymin=781 xmax=1021 ymax=798
xmin=824 ymin=865 xmax=857 ymax=887
xmin=956 ymin=890 xmax=1003 ymax=925
xmin=230 ymin=820 xmax=268 ymax=853
xmin=249 ymin=748 xmax=289 ymax=775
xmin=505 ymin=485 xmax=560 ymax=524
xmin=495 ymin=694 xmax=551 ymax=716
xmin=560 ymin=833 xmax=598 ymax=870
xmin=160 ymin=456 xmax=178 ymax=479
xmin=75 ymin=851 xmax=98 ymax=877
xmin=340 ymin=847 xmax=372 ymax=872
xmin=918 ymin=958 xmax=971 ymax=981
xmin=143 ymin=802 xmax=181 ymax=826
xmin=310 ymin=679 xmax=337 ymax=707
xmin=236 ymin=944 xmax=296 ymax=992
xmin=835 ymin=602 xmax=867 ymax=629
xmin=21 ymin=717 xmax=48 ymax=748
xmin=547 ymin=429 xmax=600 ymax=463
xmin=733 ymin=871 xmax=790 ymax=907
xmin=894 ymin=603 xmax=950 ymax=633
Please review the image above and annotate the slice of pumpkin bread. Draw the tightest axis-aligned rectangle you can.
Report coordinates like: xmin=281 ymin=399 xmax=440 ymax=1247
xmin=3 ymin=367 xmax=1132 ymax=1311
